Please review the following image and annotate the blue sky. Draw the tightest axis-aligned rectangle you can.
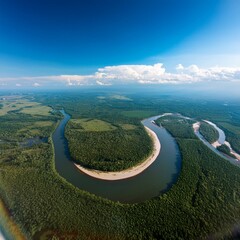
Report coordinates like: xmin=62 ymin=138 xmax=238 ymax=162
xmin=0 ymin=0 xmax=239 ymax=88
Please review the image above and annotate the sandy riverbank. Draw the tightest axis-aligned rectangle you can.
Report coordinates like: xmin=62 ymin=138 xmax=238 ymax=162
xmin=193 ymin=121 xmax=240 ymax=161
xmin=211 ymin=141 xmax=222 ymax=148
xmin=74 ymin=126 xmax=161 ymax=180
xmin=193 ymin=122 xmax=200 ymax=133
xmin=224 ymin=141 xmax=240 ymax=161
xmin=193 ymin=122 xmax=223 ymax=147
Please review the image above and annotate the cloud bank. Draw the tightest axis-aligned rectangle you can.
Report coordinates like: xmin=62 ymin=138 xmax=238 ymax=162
xmin=1 ymin=63 xmax=240 ymax=87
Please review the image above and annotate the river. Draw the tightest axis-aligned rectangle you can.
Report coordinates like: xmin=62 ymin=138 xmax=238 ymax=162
xmin=53 ymin=111 xmax=181 ymax=203
xmin=203 ymin=120 xmax=226 ymax=144
xmin=194 ymin=121 xmax=240 ymax=167
xmin=52 ymin=110 xmax=239 ymax=203
xmin=2 ymin=111 xmax=239 ymax=238
xmin=2 ymin=111 xmax=240 ymax=238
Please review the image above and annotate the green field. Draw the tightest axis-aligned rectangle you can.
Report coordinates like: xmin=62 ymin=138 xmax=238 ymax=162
xmin=0 ymin=98 xmax=37 ymax=116
xmin=69 ymin=118 xmax=117 ymax=132
xmin=20 ymin=105 xmax=52 ymax=116
xmin=0 ymin=98 xmax=58 ymax=142
xmin=0 ymin=97 xmax=52 ymax=117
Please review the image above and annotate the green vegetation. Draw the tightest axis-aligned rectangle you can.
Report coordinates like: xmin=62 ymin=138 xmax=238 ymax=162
xmin=0 ymin=93 xmax=240 ymax=239
xmin=218 ymin=122 xmax=240 ymax=135
xmin=122 ymin=110 xmax=156 ymax=118
xmin=17 ymin=121 xmax=55 ymax=137
xmin=97 ymin=95 xmax=132 ymax=101
xmin=110 ymin=94 xmax=132 ymax=101
xmin=0 ymin=113 xmax=58 ymax=143
xmin=56 ymin=95 xmax=155 ymax=172
xmin=217 ymin=144 xmax=236 ymax=158
xmin=69 ymin=118 xmax=117 ymax=132
xmin=199 ymin=121 xmax=219 ymax=143
xmin=217 ymin=122 xmax=240 ymax=154
xmin=119 ymin=123 xmax=136 ymax=130
xmin=19 ymin=104 xmax=52 ymax=116
xmin=156 ymin=115 xmax=196 ymax=139
xmin=225 ymin=132 xmax=240 ymax=154
xmin=0 ymin=97 xmax=51 ymax=117
xmin=66 ymin=119 xmax=152 ymax=171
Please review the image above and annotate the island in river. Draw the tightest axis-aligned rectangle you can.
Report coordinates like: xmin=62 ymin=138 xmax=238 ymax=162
xmin=74 ymin=126 xmax=161 ymax=180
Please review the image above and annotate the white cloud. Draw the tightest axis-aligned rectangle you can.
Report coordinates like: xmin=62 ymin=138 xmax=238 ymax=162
xmin=96 ymin=63 xmax=165 ymax=81
xmin=61 ymin=75 xmax=93 ymax=86
xmin=176 ymin=64 xmax=184 ymax=71
xmin=177 ymin=65 xmax=240 ymax=82
xmin=33 ymin=82 xmax=40 ymax=87
xmin=15 ymin=83 xmax=21 ymax=87
xmin=0 ymin=63 xmax=239 ymax=87
xmin=96 ymin=80 xmax=112 ymax=86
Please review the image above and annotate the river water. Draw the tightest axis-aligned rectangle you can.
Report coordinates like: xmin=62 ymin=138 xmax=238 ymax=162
xmin=2 ymin=112 xmax=239 ymax=238
xmin=203 ymin=120 xmax=226 ymax=144
xmin=195 ymin=121 xmax=240 ymax=167
xmin=53 ymin=111 xmax=181 ymax=203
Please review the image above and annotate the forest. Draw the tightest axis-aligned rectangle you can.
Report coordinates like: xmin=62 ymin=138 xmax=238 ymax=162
xmin=217 ymin=144 xmax=236 ymax=158
xmin=199 ymin=121 xmax=219 ymax=144
xmin=0 ymin=92 xmax=240 ymax=239
xmin=219 ymin=127 xmax=240 ymax=155
xmin=65 ymin=119 xmax=152 ymax=171
xmin=156 ymin=115 xmax=196 ymax=139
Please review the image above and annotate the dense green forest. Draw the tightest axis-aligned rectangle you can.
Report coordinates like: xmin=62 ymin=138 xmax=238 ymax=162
xmin=217 ymin=144 xmax=235 ymax=158
xmin=65 ymin=119 xmax=152 ymax=171
xmin=225 ymin=131 xmax=240 ymax=154
xmin=199 ymin=122 xmax=219 ymax=144
xmin=156 ymin=115 xmax=196 ymax=139
xmin=217 ymin=125 xmax=240 ymax=155
xmin=0 ymin=92 xmax=240 ymax=239
xmin=215 ymin=107 xmax=240 ymax=154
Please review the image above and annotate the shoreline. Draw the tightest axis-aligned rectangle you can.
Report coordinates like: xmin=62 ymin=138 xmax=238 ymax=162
xmin=224 ymin=141 xmax=240 ymax=161
xmin=192 ymin=122 xmax=200 ymax=133
xmin=74 ymin=126 xmax=161 ymax=181
xmin=193 ymin=121 xmax=240 ymax=161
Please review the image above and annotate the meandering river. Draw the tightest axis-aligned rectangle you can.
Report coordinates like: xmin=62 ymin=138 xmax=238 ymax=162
xmin=52 ymin=110 xmax=240 ymax=204
xmin=53 ymin=111 xmax=181 ymax=203
xmin=2 ymin=111 xmax=240 ymax=239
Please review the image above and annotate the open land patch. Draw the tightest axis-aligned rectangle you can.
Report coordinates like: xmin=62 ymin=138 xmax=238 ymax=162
xmin=70 ymin=118 xmax=117 ymax=132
